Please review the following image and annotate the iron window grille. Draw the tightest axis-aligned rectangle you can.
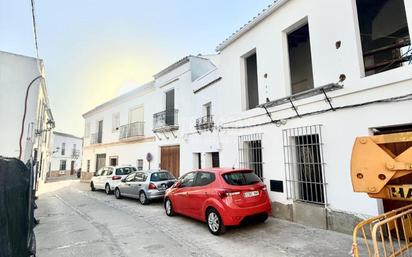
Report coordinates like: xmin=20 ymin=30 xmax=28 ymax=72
xmin=59 ymin=160 xmax=66 ymax=171
xmin=238 ymin=133 xmax=264 ymax=179
xmin=282 ymin=125 xmax=327 ymax=205
xmin=137 ymin=159 xmax=143 ymax=171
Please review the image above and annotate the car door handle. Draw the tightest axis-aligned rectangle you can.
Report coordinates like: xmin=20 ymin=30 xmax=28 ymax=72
xmin=185 ymin=192 xmax=189 ymax=196
xmin=204 ymin=192 xmax=208 ymax=196
xmin=138 ymin=184 xmax=141 ymax=186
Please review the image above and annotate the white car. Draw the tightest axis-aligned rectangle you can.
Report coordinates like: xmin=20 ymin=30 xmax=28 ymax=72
xmin=90 ymin=165 xmax=137 ymax=194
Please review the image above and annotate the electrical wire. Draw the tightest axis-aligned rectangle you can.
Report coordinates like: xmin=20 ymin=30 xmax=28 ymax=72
xmin=18 ymin=76 xmax=43 ymax=160
xmin=219 ymin=93 xmax=412 ymax=130
xmin=18 ymin=0 xmax=43 ymax=160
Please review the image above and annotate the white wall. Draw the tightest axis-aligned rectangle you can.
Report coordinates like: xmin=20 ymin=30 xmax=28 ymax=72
xmin=81 ymin=0 xmax=412 ymax=219
xmin=0 ymin=51 xmax=42 ymax=161
xmin=50 ymin=133 xmax=83 ymax=172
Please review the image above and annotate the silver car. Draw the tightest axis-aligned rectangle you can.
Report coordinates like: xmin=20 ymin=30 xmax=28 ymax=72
xmin=114 ymin=169 xmax=176 ymax=204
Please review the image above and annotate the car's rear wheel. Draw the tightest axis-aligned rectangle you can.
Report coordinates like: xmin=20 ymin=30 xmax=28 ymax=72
xmin=139 ymin=191 xmax=148 ymax=205
xmin=114 ymin=188 xmax=122 ymax=199
xmin=164 ymin=198 xmax=174 ymax=216
xmin=105 ymin=184 xmax=112 ymax=195
xmin=207 ymin=208 xmax=226 ymax=235
xmin=90 ymin=182 xmax=95 ymax=191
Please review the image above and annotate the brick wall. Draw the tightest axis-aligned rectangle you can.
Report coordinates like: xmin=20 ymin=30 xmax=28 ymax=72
xmin=49 ymin=170 xmax=72 ymax=177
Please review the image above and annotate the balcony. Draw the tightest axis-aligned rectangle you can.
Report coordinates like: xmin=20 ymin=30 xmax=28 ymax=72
xmin=71 ymin=149 xmax=80 ymax=159
xmin=119 ymin=121 xmax=144 ymax=140
xmin=90 ymin=133 xmax=102 ymax=145
xmin=153 ymin=109 xmax=179 ymax=132
xmin=195 ymin=115 xmax=214 ymax=131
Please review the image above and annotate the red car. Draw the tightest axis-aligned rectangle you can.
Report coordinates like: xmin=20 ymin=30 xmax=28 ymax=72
xmin=164 ymin=168 xmax=272 ymax=235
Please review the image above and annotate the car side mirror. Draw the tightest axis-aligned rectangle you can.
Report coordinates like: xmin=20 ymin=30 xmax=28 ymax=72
xmin=121 ymin=178 xmax=126 ymax=182
xmin=175 ymin=182 xmax=181 ymax=188
xmin=93 ymin=172 xmax=99 ymax=177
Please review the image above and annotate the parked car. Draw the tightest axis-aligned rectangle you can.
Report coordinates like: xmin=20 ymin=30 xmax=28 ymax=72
xmin=164 ymin=168 xmax=272 ymax=235
xmin=90 ymin=165 xmax=136 ymax=194
xmin=114 ymin=169 xmax=176 ymax=204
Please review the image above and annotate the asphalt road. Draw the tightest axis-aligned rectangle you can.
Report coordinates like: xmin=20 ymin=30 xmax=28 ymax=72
xmin=35 ymin=179 xmax=352 ymax=257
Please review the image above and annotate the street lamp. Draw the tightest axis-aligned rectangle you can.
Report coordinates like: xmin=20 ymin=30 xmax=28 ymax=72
xmin=35 ymin=119 xmax=55 ymax=136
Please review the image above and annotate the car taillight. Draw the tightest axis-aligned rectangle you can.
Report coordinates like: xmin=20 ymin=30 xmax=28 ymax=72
xmin=112 ymin=176 xmax=122 ymax=180
xmin=217 ymin=189 xmax=241 ymax=198
xmin=148 ymin=183 xmax=157 ymax=190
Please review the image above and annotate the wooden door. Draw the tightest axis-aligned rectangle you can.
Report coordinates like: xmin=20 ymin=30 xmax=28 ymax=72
xmin=70 ymin=161 xmax=75 ymax=175
xmin=161 ymin=145 xmax=180 ymax=178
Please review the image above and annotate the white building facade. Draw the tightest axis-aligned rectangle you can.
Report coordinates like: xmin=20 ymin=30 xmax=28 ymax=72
xmin=49 ymin=132 xmax=83 ymax=178
xmin=0 ymin=51 xmax=55 ymax=183
xmin=82 ymin=0 xmax=412 ymax=233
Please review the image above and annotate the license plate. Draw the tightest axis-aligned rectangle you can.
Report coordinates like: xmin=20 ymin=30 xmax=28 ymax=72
xmin=244 ymin=191 xmax=259 ymax=198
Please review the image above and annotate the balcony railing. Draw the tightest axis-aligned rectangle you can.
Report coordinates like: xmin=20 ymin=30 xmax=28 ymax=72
xmin=90 ymin=133 xmax=101 ymax=144
xmin=71 ymin=149 xmax=80 ymax=159
xmin=119 ymin=121 xmax=145 ymax=140
xmin=153 ymin=109 xmax=179 ymax=132
xmin=195 ymin=115 xmax=214 ymax=131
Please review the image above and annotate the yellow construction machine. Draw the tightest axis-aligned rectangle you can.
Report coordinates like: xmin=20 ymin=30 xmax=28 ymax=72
xmin=351 ymin=132 xmax=412 ymax=257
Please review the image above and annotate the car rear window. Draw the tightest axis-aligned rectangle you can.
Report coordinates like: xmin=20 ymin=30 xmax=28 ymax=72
xmin=222 ymin=171 xmax=261 ymax=186
xmin=116 ymin=167 xmax=136 ymax=176
xmin=151 ymin=172 xmax=175 ymax=182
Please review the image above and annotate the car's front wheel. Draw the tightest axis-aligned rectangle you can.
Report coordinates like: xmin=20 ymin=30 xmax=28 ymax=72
xmin=164 ymin=198 xmax=174 ymax=216
xmin=139 ymin=191 xmax=148 ymax=205
xmin=114 ymin=188 xmax=122 ymax=199
xmin=90 ymin=182 xmax=95 ymax=191
xmin=207 ymin=208 xmax=226 ymax=235
xmin=105 ymin=184 xmax=112 ymax=195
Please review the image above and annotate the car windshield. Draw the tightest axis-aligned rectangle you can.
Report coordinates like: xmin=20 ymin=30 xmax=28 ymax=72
xmin=116 ymin=167 xmax=136 ymax=176
xmin=222 ymin=171 xmax=261 ymax=185
xmin=150 ymin=172 xmax=175 ymax=182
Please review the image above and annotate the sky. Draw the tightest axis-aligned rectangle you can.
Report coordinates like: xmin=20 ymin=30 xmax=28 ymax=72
xmin=0 ymin=0 xmax=273 ymax=136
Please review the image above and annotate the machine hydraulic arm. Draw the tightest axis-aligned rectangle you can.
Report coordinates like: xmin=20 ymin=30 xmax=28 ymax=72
xmin=351 ymin=132 xmax=412 ymax=201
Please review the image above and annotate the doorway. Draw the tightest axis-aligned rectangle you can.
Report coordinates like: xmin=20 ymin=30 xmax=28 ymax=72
xmin=96 ymin=154 xmax=106 ymax=172
xmin=165 ymin=89 xmax=175 ymax=125
xmin=160 ymin=145 xmax=180 ymax=178
xmin=70 ymin=161 xmax=75 ymax=175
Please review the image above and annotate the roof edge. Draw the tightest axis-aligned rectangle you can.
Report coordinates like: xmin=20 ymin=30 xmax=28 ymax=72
xmin=153 ymin=56 xmax=191 ymax=79
xmin=53 ymin=131 xmax=83 ymax=140
xmin=82 ymin=81 xmax=155 ymax=118
xmin=215 ymin=0 xmax=289 ymax=52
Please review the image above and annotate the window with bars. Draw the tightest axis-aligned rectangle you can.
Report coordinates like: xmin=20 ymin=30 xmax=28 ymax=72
xmin=282 ymin=125 xmax=327 ymax=205
xmin=238 ymin=133 xmax=263 ymax=178
xmin=59 ymin=160 xmax=67 ymax=171
xmin=137 ymin=159 xmax=143 ymax=171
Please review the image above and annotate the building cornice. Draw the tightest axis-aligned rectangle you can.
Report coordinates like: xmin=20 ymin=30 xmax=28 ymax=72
xmin=215 ymin=0 xmax=289 ymax=52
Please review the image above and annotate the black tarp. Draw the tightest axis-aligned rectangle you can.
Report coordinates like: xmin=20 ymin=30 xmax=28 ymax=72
xmin=0 ymin=157 xmax=35 ymax=257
